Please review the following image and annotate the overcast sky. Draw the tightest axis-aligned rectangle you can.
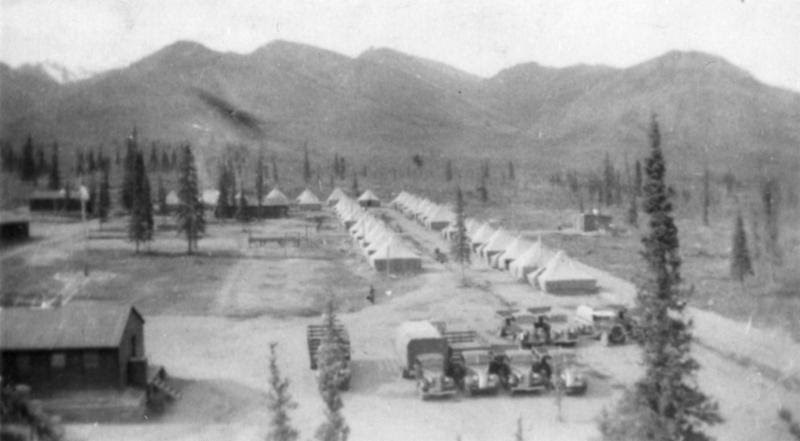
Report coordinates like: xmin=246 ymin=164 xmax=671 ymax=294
xmin=2 ymin=0 xmax=799 ymax=91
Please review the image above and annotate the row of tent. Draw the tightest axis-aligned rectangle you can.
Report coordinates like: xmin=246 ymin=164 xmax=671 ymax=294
xmin=391 ymin=191 xmax=598 ymax=294
xmin=333 ymin=194 xmax=421 ymax=274
xmin=165 ymin=188 xmax=323 ymax=211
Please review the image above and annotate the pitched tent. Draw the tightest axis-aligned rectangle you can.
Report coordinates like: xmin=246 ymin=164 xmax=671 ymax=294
xmin=492 ymin=236 xmax=533 ymax=270
xmin=260 ymin=188 xmax=290 ymax=218
xmin=528 ymin=251 xmax=598 ymax=294
xmin=469 ymin=224 xmax=496 ymax=252
xmin=165 ymin=190 xmax=180 ymax=207
xmin=326 ymin=187 xmax=348 ymax=206
xmin=296 ymin=189 xmax=322 ymax=211
xmin=425 ymin=206 xmax=455 ymax=231
xmin=509 ymin=239 xmax=555 ymax=281
xmin=201 ymin=189 xmax=219 ymax=208
xmin=369 ymin=237 xmax=422 ymax=274
xmin=478 ymin=228 xmax=514 ymax=262
xmin=357 ymin=190 xmax=381 ymax=208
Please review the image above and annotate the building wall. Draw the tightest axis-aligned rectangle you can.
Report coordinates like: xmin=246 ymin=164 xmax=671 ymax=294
xmin=117 ymin=311 xmax=145 ymax=389
xmin=0 ymin=348 xmax=119 ymax=393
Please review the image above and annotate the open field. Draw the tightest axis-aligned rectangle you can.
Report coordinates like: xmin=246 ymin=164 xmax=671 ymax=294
xmin=2 ymin=202 xmax=799 ymax=441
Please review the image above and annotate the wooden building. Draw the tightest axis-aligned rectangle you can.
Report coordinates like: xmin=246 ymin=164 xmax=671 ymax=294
xmin=28 ymin=190 xmax=91 ymax=214
xmin=0 ymin=302 xmax=151 ymax=393
xmin=0 ymin=210 xmax=30 ymax=243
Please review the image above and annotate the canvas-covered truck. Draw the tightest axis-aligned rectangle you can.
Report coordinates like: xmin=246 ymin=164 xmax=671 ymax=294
xmin=307 ymin=322 xmax=352 ymax=390
xmin=395 ymin=321 xmax=457 ymax=399
xmin=575 ymin=304 xmax=631 ymax=346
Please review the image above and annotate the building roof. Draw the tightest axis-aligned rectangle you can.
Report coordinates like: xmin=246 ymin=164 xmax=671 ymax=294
xmin=0 ymin=301 xmax=142 ymax=351
xmin=326 ymin=187 xmax=348 ymax=203
xmin=296 ymin=188 xmax=321 ymax=205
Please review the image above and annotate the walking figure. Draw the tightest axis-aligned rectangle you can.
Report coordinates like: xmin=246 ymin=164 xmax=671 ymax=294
xmin=367 ymin=285 xmax=375 ymax=304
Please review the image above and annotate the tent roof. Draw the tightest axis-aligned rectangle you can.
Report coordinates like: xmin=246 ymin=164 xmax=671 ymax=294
xmin=511 ymin=240 xmax=555 ymax=268
xmin=370 ymin=236 xmax=419 ymax=259
xmin=471 ymin=224 xmax=496 ymax=244
xmin=481 ymin=229 xmax=514 ymax=252
xmin=296 ymin=188 xmax=321 ymax=205
xmin=262 ymin=188 xmax=290 ymax=206
xmin=357 ymin=189 xmax=381 ymax=202
xmin=538 ymin=251 xmax=596 ymax=283
xmin=327 ymin=187 xmax=348 ymax=203
xmin=498 ymin=236 xmax=533 ymax=261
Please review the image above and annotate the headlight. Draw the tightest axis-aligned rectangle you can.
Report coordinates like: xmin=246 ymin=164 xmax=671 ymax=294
xmin=489 ymin=374 xmax=499 ymax=385
xmin=509 ymin=374 xmax=519 ymax=386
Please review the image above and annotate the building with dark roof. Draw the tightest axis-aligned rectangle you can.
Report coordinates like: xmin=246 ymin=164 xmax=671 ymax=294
xmin=0 ymin=302 xmax=149 ymax=393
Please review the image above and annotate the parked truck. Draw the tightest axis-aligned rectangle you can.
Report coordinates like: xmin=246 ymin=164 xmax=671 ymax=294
xmin=395 ymin=321 xmax=457 ymax=400
xmin=307 ymin=321 xmax=352 ymax=390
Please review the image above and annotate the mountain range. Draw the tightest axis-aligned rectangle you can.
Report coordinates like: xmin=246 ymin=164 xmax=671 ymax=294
xmin=1 ymin=40 xmax=799 ymax=176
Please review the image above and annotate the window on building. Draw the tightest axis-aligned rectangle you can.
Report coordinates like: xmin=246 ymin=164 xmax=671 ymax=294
xmin=50 ymin=353 xmax=66 ymax=369
xmin=83 ymin=351 xmax=99 ymax=370
xmin=15 ymin=354 xmax=31 ymax=374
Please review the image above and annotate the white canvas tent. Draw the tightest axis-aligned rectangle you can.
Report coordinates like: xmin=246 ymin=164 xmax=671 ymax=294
xmin=326 ymin=187 xmax=348 ymax=206
xmin=296 ymin=189 xmax=322 ymax=211
xmin=492 ymin=236 xmax=533 ymax=270
xmin=369 ymin=237 xmax=422 ymax=273
xmin=469 ymin=224 xmax=495 ymax=251
xmin=528 ymin=251 xmax=598 ymax=294
xmin=357 ymin=190 xmax=381 ymax=207
xmin=509 ymin=239 xmax=555 ymax=281
xmin=478 ymin=228 xmax=513 ymax=262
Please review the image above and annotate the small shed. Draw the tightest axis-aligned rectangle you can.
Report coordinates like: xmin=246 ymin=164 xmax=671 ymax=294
xmin=574 ymin=211 xmax=612 ymax=232
xmin=0 ymin=302 xmax=149 ymax=393
xmin=0 ymin=209 xmax=30 ymax=243
xmin=357 ymin=190 xmax=381 ymax=208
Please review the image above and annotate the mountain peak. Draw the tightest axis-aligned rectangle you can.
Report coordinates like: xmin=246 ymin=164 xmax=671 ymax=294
xmin=636 ymin=50 xmax=754 ymax=81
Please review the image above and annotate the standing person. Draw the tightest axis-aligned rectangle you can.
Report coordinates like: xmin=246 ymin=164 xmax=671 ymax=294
xmin=366 ymin=285 xmax=375 ymax=304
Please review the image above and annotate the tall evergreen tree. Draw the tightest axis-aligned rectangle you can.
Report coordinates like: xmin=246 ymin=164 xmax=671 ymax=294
xmin=271 ymin=155 xmax=279 ymax=183
xmin=599 ymin=115 xmax=720 ymax=440
xmin=761 ymin=177 xmax=782 ymax=278
xmin=87 ymin=150 xmax=96 ymax=174
xmin=477 ymin=173 xmax=488 ymax=203
xmin=351 ymin=172 xmax=359 ymax=197
xmin=315 ymin=299 xmax=350 ymax=441
xmin=49 ymin=142 xmax=61 ymax=190
xmin=75 ymin=150 xmax=85 ymax=176
xmin=156 ymin=174 xmax=168 ymax=216
xmin=176 ymin=144 xmax=205 ymax=254
xmin=20 ymin=135 xmax=37 ymax=182
xmin=255 ymin=150 xmax=266 ymax=209
xmin=634 ymin=160 xmax=643 ymax=196
xmin=215 ymin=162 xmax=234 ymax=219
xmin=303 ymin=142 xmax=312 ymax=184
xmin=266 ymin=342 xmax=299 ymax=441
xmin=450 ymin=186 xmax=470 ymax=281
xmin=128 ymin=152 xmax=153 ymax=253
xmin=603 ymin=153 xmax=616 ymax=206
xmin=161 ymin=149 xmax=170 ymax=173
xmin=730 ymin=212 xmax=753 ymax=283
xmin=507 ymin=160 xmax=515 ymax=181
xmin=332 ymin=153 xmax=340 ymax=180
xmin=97 ymin=158 xmax=111 ymax=225
xmin=149 ymin=143 xmax=159 ymax=169
xmin=627 ymin=191 xmax=638 ymax=227
xmin=702 ymin=167 xmax=711 ymax=226
xmin=170 ymin=149 xmax=178 ymax=171
xmin=35 ymin=146 xmax=46 ymax=178
xmin=445 ymin=160 xmax=453 ymax=182
xmin=121 ymin=128 xmax=139 ymax=211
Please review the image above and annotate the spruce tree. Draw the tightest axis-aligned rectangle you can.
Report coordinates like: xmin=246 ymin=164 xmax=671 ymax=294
xmin=266 ymin=342 xmax=299 ymax=441
xmin=156 ymin=174 xmax=168 ymax=216
xmin=97 ymin=159 xmax=111 ymax=225
xmin=599 ymin=115 xmax=720 ymax=440
xmin=761 ymin=177 xmax=782 ymax=281
xmin=445 ymin=160 xmax=453 ymax=182
xmin=351 ymin=173 xmax=359 ymax=197
xmin=303 ymin=142 xmax=312 ymax=184
xmin=150 ymin=143 xmax=159 ymax=169
xmin=35 ymin=146 xmax=46 ymax=178
xmin=176 ymin=144 xmax=205 ymax=254
xmin=87 ymin=150 xmax=96 ymax=174
xmin=255 ymin=150 xmax=266 ymax=210
xmin=215 ymin=162 xmax=234 ymax=219
xmin=477 ymin=173 xmax=488 ymax=203
xmin=49 ymin=142 xmax=61 ymax=190
xmin=121 ymin=128 xmax=139 ymax=211
xmin=634 ymin=160 xmax=643 ymax=196
xmin=161 ymin=149 xmax=170 ymax=173
xmin=450 ymin=186 xmax=470 ymax=282
xmin=315 ymin=299 xmax=349 ymax=441
xmin=20 ymin=135 xmax=36 ymax=182
xmin=627 ymin=192 xmax=638 ymax=227
xmin=75 ymin=150 xmax=85 ymax=176
xmin=730 ymin=212 xmax=753 ymax=283
xmin=508 ymin=160 xmax=515 ymax=181
xmin=271 ymin=156 xmax=279 ymax=183
xmin=128 ymin=152 xmax=153 ymax=253
xmin=603 ymin=153 xmax=615 ymax=206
